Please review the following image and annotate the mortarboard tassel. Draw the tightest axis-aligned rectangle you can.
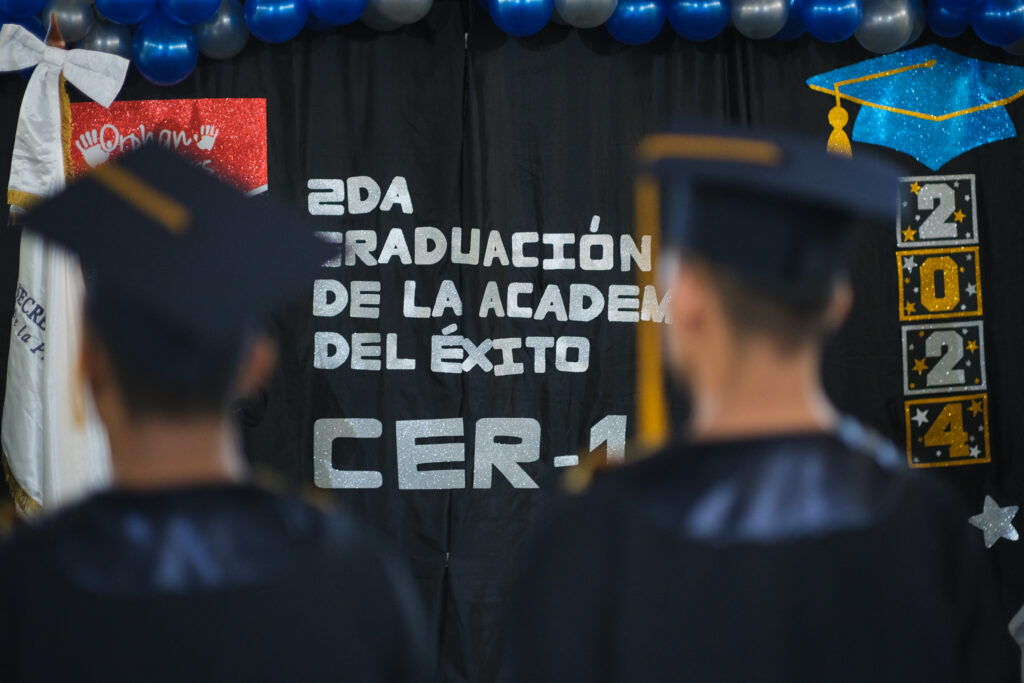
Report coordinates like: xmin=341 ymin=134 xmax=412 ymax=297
xmin=634 ymin=174 xmax=669 ymax=452
xmin=827 ymin=93 xmax=852 ymax=158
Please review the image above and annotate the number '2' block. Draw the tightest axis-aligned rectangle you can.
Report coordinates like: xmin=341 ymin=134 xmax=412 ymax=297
xmin=897 ymin=175 xmax=978 ymax=248
xmin=897 ymin=246 xmax=982 ymax=321
xmin=901 ymin=321 xmax=986 ymax=395
xmin=904 ymin=393 xmax=990 ymax=468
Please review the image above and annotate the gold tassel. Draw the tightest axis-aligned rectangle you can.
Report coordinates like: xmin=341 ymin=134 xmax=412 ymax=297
xmin=826 ymin=92 xmax=852 ymax=157
xmin=634 ymin=174 xmax=669 ymax=453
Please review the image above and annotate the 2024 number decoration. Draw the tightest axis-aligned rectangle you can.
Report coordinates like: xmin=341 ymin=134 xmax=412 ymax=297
xmin=896 ymin=175 xmax=991 ymax=468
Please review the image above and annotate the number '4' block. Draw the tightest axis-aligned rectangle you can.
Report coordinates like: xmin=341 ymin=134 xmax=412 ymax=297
xmin=904 ymin=394 xmax=990 ymax=468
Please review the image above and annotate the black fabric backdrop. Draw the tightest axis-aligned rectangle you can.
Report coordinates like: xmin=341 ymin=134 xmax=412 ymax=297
xmin=2 ymin=3 xmax=1023 ymax=679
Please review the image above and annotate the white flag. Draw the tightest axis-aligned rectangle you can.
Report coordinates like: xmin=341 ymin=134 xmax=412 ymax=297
xmin=0 ymin=24 xmax=128 ymax=514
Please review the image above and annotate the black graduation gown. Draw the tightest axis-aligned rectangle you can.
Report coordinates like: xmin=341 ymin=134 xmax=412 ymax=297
xmin=0 ymin=484 xmax=432 ymax=682
xmin=502 ymin=419 xmax=1014 ymax=683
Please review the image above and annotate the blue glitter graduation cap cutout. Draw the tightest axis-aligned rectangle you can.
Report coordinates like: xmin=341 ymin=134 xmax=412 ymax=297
xmin=807 ymin=45 xmax=1024 ymax=170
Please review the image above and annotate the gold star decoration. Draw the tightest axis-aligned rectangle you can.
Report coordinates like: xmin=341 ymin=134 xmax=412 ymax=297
xmin=967 ymin=340 xmax=979 ymax=353
xmin=910 ymin=181 xmax=921 ymax=194
xmin=913 ymin=358 xmax=929 ymax=375
xmin=954 ymin=209 xmax=966 ymax=223
xmin=902 ymin=225 xmax=917 ymax=242
xmin=959 ymin=266 xmax=965 ymax=273
xmin=905 ymin=302 xmax=917 ymax=315
xmin=969 ymin=399 xmax=984 ymax=417
xmin=919 ymin=331 xmax=925 ymax=337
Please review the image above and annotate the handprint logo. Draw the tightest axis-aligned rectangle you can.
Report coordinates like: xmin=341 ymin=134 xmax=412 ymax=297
xmin=196 ymin=124 xmax=219 ymax=151
xmin=75 ymin=130 xmax=109 ymax=168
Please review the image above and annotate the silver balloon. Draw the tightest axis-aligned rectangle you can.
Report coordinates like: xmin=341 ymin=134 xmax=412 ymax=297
xmin=903 ymin=0 xmax=924 ymax=46
xmin=555 ymin=0 xmax=617 ymax=28
xmin=854 ymin=0 xmax=914 ymax=54
xmin=731 ymin=0 xmax=788 ymax=39
xmin=366 ymin=0 xmax=432 ymax=25
xmin=40 ymin=0 xmax=94 ymax=42
xmin=361 ymin=0 xmax=402 ymax=29
xmin=77 ymin=19 xmax=131 ymax=58
xmin=194 ymin=0 xmax=248 ymax=60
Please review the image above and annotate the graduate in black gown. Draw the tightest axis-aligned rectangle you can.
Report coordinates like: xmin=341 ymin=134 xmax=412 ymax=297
xmin=0 ymin=148 xmax=432 ymax=682
xmin=502 ymin=125 xmax=1014 ymax=682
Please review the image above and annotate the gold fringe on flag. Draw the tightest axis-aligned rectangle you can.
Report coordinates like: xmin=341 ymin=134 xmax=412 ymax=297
xmin=2 ymin=452 xmax=42 ymax=515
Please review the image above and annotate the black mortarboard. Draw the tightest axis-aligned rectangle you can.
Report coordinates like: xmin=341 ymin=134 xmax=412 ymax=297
xmin=21 ymin=145 xmax=336 ymax=382
xmin=636 ymin=122 xmax=902 ymax=290
xmin=632 ymin=122 xmax=902 ymax=451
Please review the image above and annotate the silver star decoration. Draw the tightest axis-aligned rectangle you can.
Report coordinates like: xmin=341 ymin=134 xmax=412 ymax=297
xmin=966 ymin=283 xmax=977 ymax=296
xmin=970 ymin=445 xmax=981 ymax=458
xmin=967 ymin=254 xmax=973 ymax=260
xmin=915 ymin=214 xmax=921 ymax=220
xmin=954 ymin=181 xmax=960 ymax=187
xmin=911 ymin=408 xmax=929 ymax=427
xmin=903 ymin=256 xmax=918 ymax=273
xmin=966 ymin=360 xmax=972 ymax=367
xmin=960 ymin=304 xmax=967 ymax=310
xmin=903 ymin=200 xmax=908 ymax=207
xmin=966 ymin=195 xmax=972 ymax=202
xmin=969 ymin=496 xmax=1019 ymax=549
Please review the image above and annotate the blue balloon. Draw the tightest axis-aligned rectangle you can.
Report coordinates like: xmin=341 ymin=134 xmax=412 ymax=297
xmin=666 ymin=0 xmax=727 ymax=40
xmin=935 ymin=0 xmax=982 ymax=13
xmin=971 ymin=0 xmax=1024 ymax=44
xmin=488 ymin=0 xmax=553 ymax=36
xmin=308 ymin=0 xmax=366 ymax=24
xmin=305 ymin=8 xmax=333 ymax=27
xmin=801 ymin=0 xmax=860 ymax=41
xmin=0 ymin=0 xmax=42 ymax=19
xmin=160 ymin=0 xmax=218 ymax=24
xmin=928 ymin=0 xmax=969 ymax=35
xmin=2 ymin=14 xmax=44 ymax=78
xmin=96 ymin=0 xmax=157 ymax=25
xmin=607 ymin=0 xmax=666 ymax=44
xmin=774 ymin=0 xmax=805 ymax=37
xmin=132 ymin=8 xmax=197 ymax=85
xmin=245 ymin=0 xmax=307 ymax=42
xmin=1 ymin=13 xmax=45 ymax=36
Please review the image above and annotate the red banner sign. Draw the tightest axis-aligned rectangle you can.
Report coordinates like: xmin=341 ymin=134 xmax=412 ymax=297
xmin=69 ymin=98 xmax=268 ymax=195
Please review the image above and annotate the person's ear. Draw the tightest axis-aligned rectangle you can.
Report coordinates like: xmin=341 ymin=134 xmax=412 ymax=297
xmin=822 ymin=280 xmax=854 ymax=332
xmin=670 ymin=262 xmax=712 ymax=333
xmin=81 ymin=328 xmax=110 ymax=402
xmin=237 ymin=336 xmax=278 ymax=397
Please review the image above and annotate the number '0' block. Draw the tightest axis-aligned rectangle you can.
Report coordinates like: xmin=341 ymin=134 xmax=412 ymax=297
xmin=897 ymin=246 xmax=982 ymax=321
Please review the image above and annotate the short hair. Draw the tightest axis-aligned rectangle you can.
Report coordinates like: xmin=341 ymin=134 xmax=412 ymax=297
xmin=84 ymin=288 xmax=245 ymax=420
xmin=685 ymin=254 xmax=840 ymax=353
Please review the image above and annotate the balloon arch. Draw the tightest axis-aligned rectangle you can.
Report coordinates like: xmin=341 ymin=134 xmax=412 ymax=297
xmin=1 ymin=0 xmax=1023 ymax=86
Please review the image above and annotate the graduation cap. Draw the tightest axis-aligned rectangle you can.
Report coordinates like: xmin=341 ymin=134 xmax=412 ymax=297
xmin=21 ymin=146 xmax=337 ymax=384
xmin=807 ymin=45 xmax=1024 ymax=170
xmin=632 ymin=123 xmax=902 ymax=450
